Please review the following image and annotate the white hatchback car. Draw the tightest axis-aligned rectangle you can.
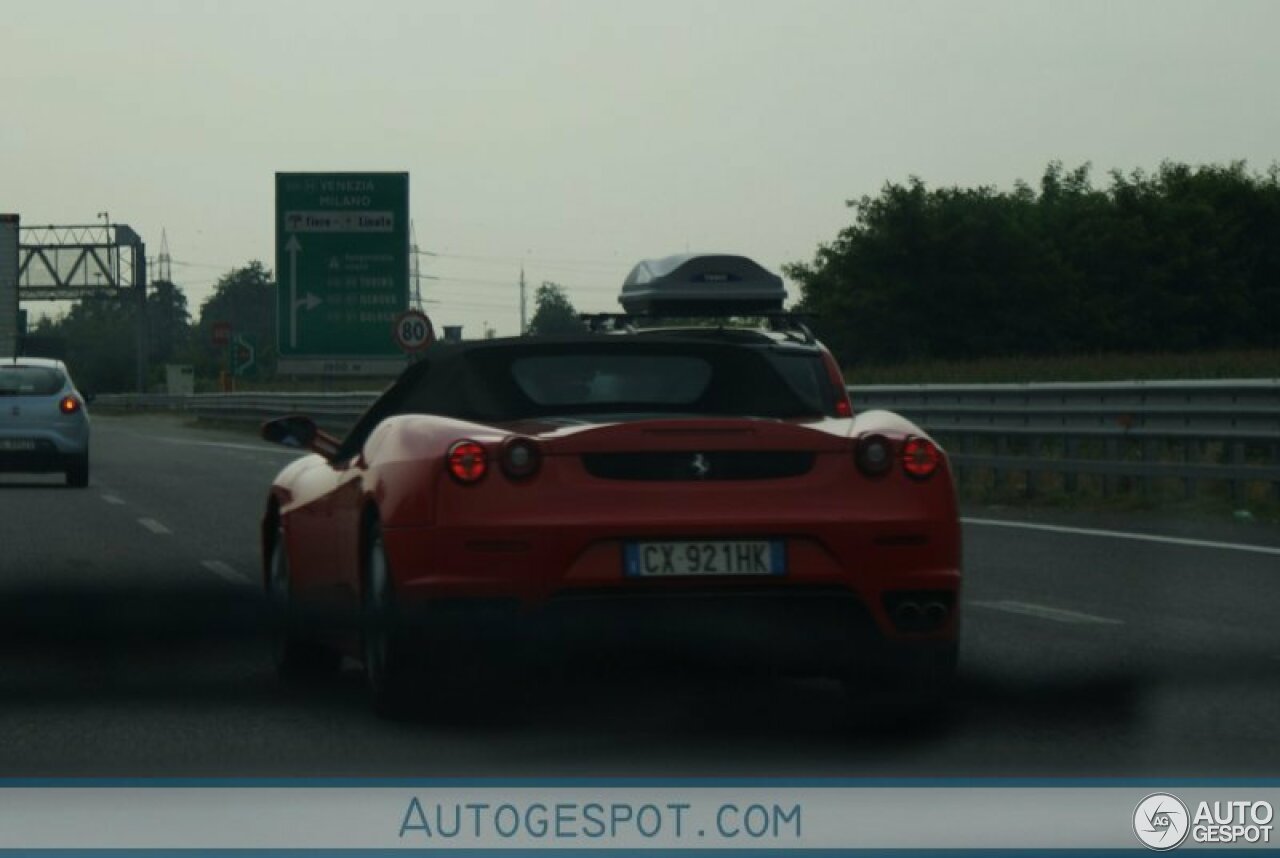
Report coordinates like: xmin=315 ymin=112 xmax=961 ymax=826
xmin=0 ymin=357 xmax=91 ymax=487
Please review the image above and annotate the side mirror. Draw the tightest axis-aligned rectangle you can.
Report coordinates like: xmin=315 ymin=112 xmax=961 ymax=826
xmin=261 ymin=415 xmax=343 ymax=460
xmin=262 ymin=414 xmax=319 ymax=449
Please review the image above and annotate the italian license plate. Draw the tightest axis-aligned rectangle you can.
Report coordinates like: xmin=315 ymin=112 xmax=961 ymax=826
xmin=624 ymin=540 xmax=784 ymax=577
xmin=0 ymin=439 xmax=36 ymax=451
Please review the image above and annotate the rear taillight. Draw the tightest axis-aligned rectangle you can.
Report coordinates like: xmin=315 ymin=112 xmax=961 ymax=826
xmin=446 ymin=440 xmax=487 ymax=484
xmin=855 ymin=434 xmax=893 ymax=477
xmin=902 ymin=436 xmax=941 ymax=479
xmin=59 ymin=395 xmax=81 ymax=415
xmin=500 ymin=438 xmax=541 ymax=480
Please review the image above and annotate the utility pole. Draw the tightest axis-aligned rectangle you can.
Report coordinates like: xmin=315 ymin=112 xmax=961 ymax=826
xmin=157 ymin=229 xmax=172 ymax=281
xmin=410 ymin=220 xmax=422 ymax=311
xmin=519 ymin=266 xmax=527 ymax=335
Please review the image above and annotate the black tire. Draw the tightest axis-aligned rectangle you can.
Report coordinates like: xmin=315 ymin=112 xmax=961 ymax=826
xmin=362 ymin=520 xmax=416 ymax=718
xmin=268 ymin=525 xmax=341 ymax=678
xmin=65 ymin=454 xmax=89 ymax=488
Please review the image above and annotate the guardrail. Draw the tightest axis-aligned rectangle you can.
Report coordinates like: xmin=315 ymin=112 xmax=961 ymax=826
xmin=97 ymin=379 xmax=1280 ymax=503
xmin=851 ymin=380 xmax=1280 ymax=503
xmin=95 ymin=392 xmax=378 ymax=435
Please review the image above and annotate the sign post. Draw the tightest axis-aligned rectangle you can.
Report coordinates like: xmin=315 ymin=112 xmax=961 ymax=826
xmin=275 ymin=173 xmax=410 ymax=375
xmin=0 ymin=214 xmax=18 ymax=358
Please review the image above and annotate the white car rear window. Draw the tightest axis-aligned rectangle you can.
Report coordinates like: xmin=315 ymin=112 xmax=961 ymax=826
xmin=0 ymin=366 xmax=66 ymax=396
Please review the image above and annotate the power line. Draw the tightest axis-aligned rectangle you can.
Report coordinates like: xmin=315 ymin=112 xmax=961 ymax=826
xmin=170 ymin=258 xmax=241 ymax=270
xmin=430 ymin=274 xmax=618 ymax=292
xmin=425 ymin=250 xmax=628 ymax=270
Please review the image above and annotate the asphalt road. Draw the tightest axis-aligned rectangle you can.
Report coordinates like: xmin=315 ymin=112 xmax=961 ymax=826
xmin=1 ymin=414 xmax=1278 ymax=777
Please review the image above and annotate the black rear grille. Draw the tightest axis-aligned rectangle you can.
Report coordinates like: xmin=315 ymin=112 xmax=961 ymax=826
xmin=582 ymin=450 xmax=815 ymax=481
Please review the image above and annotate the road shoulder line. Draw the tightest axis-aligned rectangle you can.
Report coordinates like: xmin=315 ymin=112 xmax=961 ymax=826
xmin=137 ymin=517 xmax=171 ymax=535
xmin=970 ymin=599 xmax=1123 ymax=625
xmin=962 ymin=516 xmax=1280 ymax=557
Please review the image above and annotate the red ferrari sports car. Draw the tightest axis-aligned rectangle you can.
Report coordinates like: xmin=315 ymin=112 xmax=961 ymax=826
xmin=260 ymin=255 xmax=960 ymax=716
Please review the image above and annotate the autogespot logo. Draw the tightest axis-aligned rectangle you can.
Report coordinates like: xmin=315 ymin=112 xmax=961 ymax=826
xmin=1134 ymin=793 xmax=1190 ymax=851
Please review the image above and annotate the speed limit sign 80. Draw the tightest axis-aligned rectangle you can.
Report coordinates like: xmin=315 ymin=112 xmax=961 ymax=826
xmin=393 ymin=310 xmax=435 ymax=353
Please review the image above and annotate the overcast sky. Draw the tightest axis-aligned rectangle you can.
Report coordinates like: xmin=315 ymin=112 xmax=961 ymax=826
xmin=6 ymin=0 xmax=1280 ymax=336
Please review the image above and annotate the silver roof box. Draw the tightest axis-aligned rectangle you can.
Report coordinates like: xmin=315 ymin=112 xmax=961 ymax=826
xmin=619 ymin=254 xmax=787 ymax=315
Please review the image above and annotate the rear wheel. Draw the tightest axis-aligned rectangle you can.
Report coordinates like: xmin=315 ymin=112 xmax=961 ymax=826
xmin=363 ymin=521 xmax=416 ymax=717
xmin=64 ymin=454 xmax=89 ymax=488
xmin=268 ymin=526 xmax=341 ymax=677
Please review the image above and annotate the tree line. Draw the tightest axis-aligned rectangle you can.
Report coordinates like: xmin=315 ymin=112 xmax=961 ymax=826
xmin=785 ymin=161 xmax=1280 ymax=365
xmin=26 ymin=160 xmax=1280 ymax=390
xmin=26 ymin=261 xmax=277 ymax=393
xmin=26 ymin=263 xmax=575 ymax=391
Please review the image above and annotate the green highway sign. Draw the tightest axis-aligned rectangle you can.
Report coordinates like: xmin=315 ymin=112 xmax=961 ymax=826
xmin=275 ymin=172 xmax=409 ymax=374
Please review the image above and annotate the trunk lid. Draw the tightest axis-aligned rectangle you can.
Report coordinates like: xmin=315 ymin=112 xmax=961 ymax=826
xmin=0 ymin=392 xmax=67 ymax=431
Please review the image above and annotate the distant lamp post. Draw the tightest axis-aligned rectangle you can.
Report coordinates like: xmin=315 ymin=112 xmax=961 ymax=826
xmin=97 ymin=211 xmax=114 ymax=288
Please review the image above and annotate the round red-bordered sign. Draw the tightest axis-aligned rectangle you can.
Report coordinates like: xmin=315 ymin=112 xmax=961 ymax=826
xmin=392 ymin=310 xmax=435 ymax=353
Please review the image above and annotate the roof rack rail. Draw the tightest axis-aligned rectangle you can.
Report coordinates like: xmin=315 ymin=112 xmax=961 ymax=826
xmin=578 ymin=311 xmax=816 ymax=344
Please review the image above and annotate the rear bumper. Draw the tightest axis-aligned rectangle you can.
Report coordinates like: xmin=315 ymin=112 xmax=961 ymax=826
xmin=0 ymin=422 xmax=89 ymax=469
xmin=388 ymin=588 xmax=953 ymax=674
xmin=380 ymin=523 xmax=961 ymax=655
xmin=0 ymin=439 xmax=84 ymax=473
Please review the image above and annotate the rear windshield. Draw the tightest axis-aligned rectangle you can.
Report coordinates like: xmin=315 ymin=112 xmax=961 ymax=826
xmin=511 ymin=355 xmax=713 ymax=407
xmin=0 ymin=366 xmax=65 ymax=396
xmin=768 ymin=352 xmax=834 ymax=415
xmin=389 ymin=341 xmax=837 ymax=422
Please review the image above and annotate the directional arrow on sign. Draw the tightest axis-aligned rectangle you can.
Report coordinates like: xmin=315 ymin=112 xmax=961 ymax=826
xmin=232 ymin=334 xmax=256 ymax=376
xmin=286 ymin=235 xmax=302 ymax=348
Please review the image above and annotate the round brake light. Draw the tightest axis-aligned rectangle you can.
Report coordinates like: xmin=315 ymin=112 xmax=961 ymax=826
xmin=855 ymin=434 xmax=893 ymax=477
xmin=501 ymin=438 xmax=541 ymax=480
xmin=902 ymin=436 xmax=941 ymax=479
xmin=446 ymin=440 xmax=488 ymax=483
xmin=59 ymin=395 xmax=81 ymax=415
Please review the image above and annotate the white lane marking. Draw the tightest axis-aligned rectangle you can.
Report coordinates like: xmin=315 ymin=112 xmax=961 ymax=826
xmin=202 ymin=560 xmax=252 ymax=586
xmin=100 ymin=494 xmax=125 ymax=505
xmin=962 ymin=517 xmax=1280 ymax=557
xmin=154 ymin=436 xmax=301 ymax=456
xmin=971 ymin=600 xmax=1123 ymax=625
xmin=137 ymin=517 xmax=171 ymax=535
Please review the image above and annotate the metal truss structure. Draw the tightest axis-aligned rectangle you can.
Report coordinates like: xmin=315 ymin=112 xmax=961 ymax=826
xmin=17 ymin=224 xmax=145 ymax=301
xmin=17 ymin=223 xmax=148 ymax=390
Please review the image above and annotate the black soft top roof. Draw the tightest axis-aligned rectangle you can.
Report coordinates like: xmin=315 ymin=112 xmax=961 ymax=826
xmin=336 ymin=335 xmax=827 ymax=457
